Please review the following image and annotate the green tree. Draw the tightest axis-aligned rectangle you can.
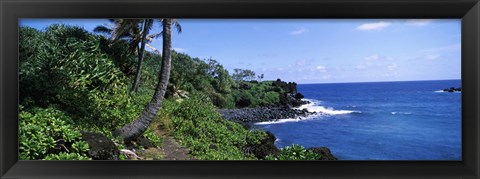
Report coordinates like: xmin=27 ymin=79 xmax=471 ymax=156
xmin=257 ymin=74 xmax=264 ymax=82
xmin=95 ymin=19 xmax=157 ymax=92
xmin=113 ymin=19 xmax=182 ymax=141
xmin=206 ymin=59 xmax=234 ymax=93
xmin=232 ymin=68 xmax=256 ymax=82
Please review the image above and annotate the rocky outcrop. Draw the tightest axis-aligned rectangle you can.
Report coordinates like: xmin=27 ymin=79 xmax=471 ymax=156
xmin=133 ymin=136 xmax=155 ymax=149
xmin=80 ymin=131 xmax=120 ymax=160
xmin=272 ymin=79 xmax=308 ymax=107
xmin=244 ymin=131 xmax=280 ymax=159
xmin=218 ymin=106 xmax=316 ymax=125
xmin=443 ymin=87 xmax=461 ymax=93
xmin=307 ymin=147 xmax=338 ymax=160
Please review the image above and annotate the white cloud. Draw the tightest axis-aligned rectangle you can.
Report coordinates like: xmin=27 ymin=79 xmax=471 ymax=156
xmin=316 ymin=65 xmax=326 ymax=72
xmin=322 ymin=75 xmax=331 ymax=79
xmin=295 ymin=59 xmax=311 ymax=66
xmin=172 ymin=47 xmax=186 ymax=53
xmin=427 ymin=54 xmax=440 ymax=60
xmin=365 ymin=54 xmax=380 ymax=61
xmin=356 ymin=21 xmax=391 ymax=31
xmin=290 ymin=27 xmax=309 ymax=35
xmin=406 ymin=19 xmax=434 ymax=26
xmin=356 ymin=54 xmax=395 ymax=71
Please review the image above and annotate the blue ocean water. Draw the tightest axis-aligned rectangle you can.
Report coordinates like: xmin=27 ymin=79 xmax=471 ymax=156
xmin=254 ymin=80 xmax=461 ymax=160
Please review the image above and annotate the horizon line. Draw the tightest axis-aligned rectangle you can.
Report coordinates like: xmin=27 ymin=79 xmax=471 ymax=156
xmin=296 ymin=78 xmax=461 ymax=85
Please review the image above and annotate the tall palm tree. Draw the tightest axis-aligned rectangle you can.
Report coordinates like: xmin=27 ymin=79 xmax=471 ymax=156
xmin=130 ymin=19 xmax=154 ymax=92
xmin=95 ymin=19 xmax=156 ymax=92
xmin=94 ymin=19 xmax=141 ymax=53
xmin=113 ymin=18 xmax=181 ymax=141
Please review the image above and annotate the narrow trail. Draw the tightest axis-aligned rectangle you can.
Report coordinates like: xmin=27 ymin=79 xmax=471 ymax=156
xmin=153 ymin=123 xmax=195 ymax=160
xmin=159 ymin=136 xmax=194 ymax=160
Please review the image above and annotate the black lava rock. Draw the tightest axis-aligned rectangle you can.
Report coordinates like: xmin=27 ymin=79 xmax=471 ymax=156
xmin=80 ymin=131 xmax=120 ymax=160
xmin=134 ymin=136 xmax=155 ymax=149
xmin=244 ymin=131 xmax=280 ymax=159
xmin=307 ymin=147 xmax=338 ymax=160
xmin=218 ymin=106 xmax=317 ymax=124
xmin=443 ymin=87 xmax=461 ymax=93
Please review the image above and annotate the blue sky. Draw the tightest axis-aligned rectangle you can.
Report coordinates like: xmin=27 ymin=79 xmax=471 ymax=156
xmin=20 ymin=19 xmax=461 ymax=84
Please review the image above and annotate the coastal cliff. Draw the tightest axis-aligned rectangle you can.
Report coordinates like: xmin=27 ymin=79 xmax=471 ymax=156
xmin=217 ymin=79 xmax=337 ymax=160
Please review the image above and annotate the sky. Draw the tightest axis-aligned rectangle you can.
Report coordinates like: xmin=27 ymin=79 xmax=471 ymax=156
xmin=20 ymin=19 xmax=461 ymax=84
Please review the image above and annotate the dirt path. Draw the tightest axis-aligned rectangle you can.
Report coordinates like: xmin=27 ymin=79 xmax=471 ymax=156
xmin=159 ymin=136 xmax=194 ymax=160
xmin=152 ymin=122 xmax=195 ymax=160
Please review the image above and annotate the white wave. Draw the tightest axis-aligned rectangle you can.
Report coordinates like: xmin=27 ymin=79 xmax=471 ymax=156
xmin=435 ymin=90 xmax=461 ymax=93
xmin=255 ymin=98 xmax=360 ymax=125
xmin=295 ymin=98 xmax=360 ymax=115
xmin=294 ymin=98 xmax=320 ymax=109
xmin=254 ymin=118 xmax=304 ymax=125
xmin=306 ymin=106 xmax=359 ymax=115
xmin=391 ymin=111 xmax=412 ymax=115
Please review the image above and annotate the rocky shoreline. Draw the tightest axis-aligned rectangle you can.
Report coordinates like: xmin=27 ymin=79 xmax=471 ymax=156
xmin=218 ymin=106 xmax=338 ymax=160
xmin=217 ymin=94 xmax=337 ymax=160
xmin=219 ymin=79 xmax=317 ymax=125
xmin=218 ymin=105 xmax=316 ymax=125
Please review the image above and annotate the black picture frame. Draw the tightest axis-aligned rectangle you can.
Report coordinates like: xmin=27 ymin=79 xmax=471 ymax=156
xmin=1 ymin=0 xmax=479 ymax=178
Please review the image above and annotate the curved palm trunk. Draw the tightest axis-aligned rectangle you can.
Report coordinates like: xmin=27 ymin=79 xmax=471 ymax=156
xmin=114 ymin=19 xmax=172 ymax=141
xmin=131 ymin=19 xmax=152 ymax=92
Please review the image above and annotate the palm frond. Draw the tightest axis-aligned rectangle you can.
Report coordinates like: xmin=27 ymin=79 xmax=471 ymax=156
xmin=93 ymin=25 xmax=112 ymax=34
xmin=147 ymin=32 xmax=163 ymax=40
xmin=112 ymin=19 xmax=141 ymax=41
xmin=172 ymin=19 xmax=182 ymax=33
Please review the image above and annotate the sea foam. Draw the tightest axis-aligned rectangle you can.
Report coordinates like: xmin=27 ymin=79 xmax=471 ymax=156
xmin=295 ymin=99 xmax=360 ymax=115
xmin=434 ymin=90 xmax=461 ymax=93
xmin=255 ymin=99 xmax=359 ymax=125
xmin=255 ymin=118 xmax=304 ymax=125
xmin=391 ymin=111 xmax=412 ymax=115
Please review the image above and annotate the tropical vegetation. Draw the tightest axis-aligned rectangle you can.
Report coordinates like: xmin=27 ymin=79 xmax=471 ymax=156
xmin=19 ymin=19 xmax=320 ymax=160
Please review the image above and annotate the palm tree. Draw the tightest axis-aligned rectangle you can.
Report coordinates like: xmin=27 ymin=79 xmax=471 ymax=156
xmin=113 ymin=18 xmax=181 ymax=141
xmin=94 ymin=19 xmax=156 ymax=92
xmin=130 ymin=19 xmax=154 ymax=92
xmin=94 ymin=19 xmax=141 ymax=54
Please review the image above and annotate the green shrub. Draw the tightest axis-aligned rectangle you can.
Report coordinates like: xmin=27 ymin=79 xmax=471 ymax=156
xmin=19 ymin=107 xmax=91 ymax=160
xmin=44 ymin=152 xmax=91 ymax=160
xmin=265 ymin=144 xmax=319 ymax=160
xmin=161 ymin=95 xmax=266 ymax=160
xmin=19 ymin=25 xmax=149 ymax=133
xmin=143 ymin=127 xmax=162 ymax=147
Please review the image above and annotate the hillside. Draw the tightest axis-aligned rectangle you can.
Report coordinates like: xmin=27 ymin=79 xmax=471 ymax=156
xmin=19 ymin=24 xmax=334 ymax=161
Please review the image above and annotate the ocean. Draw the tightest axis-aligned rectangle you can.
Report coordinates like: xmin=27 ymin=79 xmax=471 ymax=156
xmin=254 ymin=80 xmax=462 ymax=160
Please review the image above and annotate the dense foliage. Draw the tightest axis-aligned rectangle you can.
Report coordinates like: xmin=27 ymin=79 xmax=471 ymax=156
xmin=155 ymin=95 xmax=267 ymax=160
xmin=19 ymin=107 xmax=90 ymax=160
xmin=19 ymin=24 xmax=313 ymax=160
xmin=265 ymin=144 xmax=320 ymax=160
xmin=19 ymin=25 xmax=160 ymax=159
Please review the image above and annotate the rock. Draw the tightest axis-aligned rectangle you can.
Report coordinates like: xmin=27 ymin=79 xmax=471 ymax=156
xmin=244 ymin=131 xmax=280 ymax=159
xmin=134 ymin=136 xmax=155 ymax=149
xmin=294 ymin=93 xmax=305 ymax=100
xmin=443 ymin=87 xmax=461 ymax=93
xmin=307 ymin=147 xmax=338 ymax=160
xmin=80 ymin=131 xmax=120 ymax=160
xmin=218 ymin=106 xmax=317 ymax=124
